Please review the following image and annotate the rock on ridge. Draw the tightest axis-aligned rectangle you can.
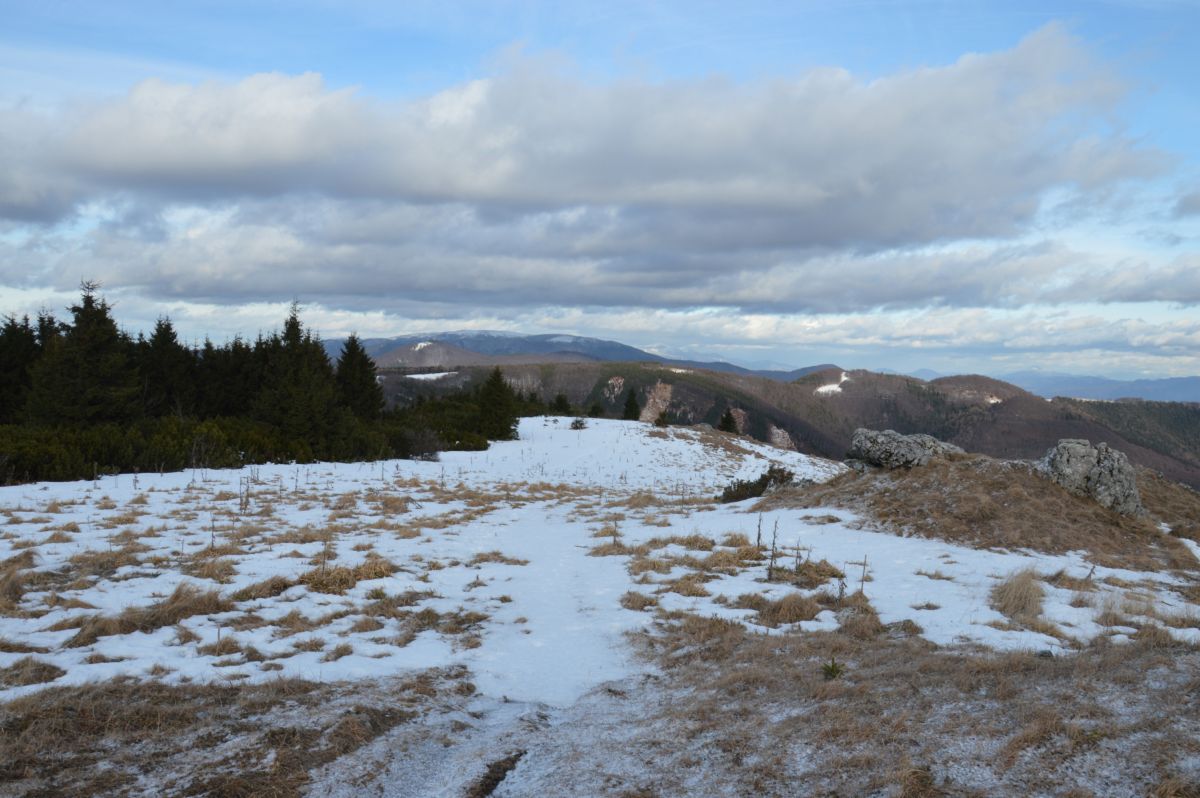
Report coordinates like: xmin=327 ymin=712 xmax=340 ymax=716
xmin=847 ymin=428 xmax=964 ymax=470
xmin=1038 ymin=439 xmax=1145 ymax=517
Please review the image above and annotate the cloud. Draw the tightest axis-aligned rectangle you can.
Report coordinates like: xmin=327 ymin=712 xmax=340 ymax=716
xmin=0 ymin=23 xmax=1193 ymax=377
xmin=3 ymin=25 xmax=1160 ymax=244
xmin=1175 ymin=191 xmax=1200 ymax=218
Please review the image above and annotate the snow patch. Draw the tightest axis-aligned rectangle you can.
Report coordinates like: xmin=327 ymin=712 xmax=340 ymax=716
xmin=815 ymin=371 xmax=850 ymax=395
xmin=405 ymin=371 xmax=456 ymax=381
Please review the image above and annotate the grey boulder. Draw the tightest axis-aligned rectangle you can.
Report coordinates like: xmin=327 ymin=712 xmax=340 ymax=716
xmin=1038 ymin=439 xmax=1145 ymax=517
xmin=847 ymin=428 xmax=964 ymax=470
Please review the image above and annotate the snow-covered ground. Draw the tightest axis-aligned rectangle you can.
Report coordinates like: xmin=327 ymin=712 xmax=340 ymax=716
xmin=1 ymin=417 xmax=1194 ymax=710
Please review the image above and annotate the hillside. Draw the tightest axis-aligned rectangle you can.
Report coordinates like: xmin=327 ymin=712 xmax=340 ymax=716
xmin=382 ymin=362 xmax=1200 ymax=489
xmin=2 ymin=419 xmax=1198 ymax=795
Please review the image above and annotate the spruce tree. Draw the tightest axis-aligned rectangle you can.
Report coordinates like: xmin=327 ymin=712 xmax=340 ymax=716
xmin=25 ymin=283 xmax=140 ymax=425
xmin=335 ymin=334 xmax=384 ymax=420
xmin=718 ymin=408 xmax=738 ymax=433
xmin=252 ymin=303 xmax=340 ymax=453
xmin=0 ymin=315 xmax=38 ymax=423
xmin=139 ymin=317 xmax=196 ymax=418
xmin=477 ymin=367 xmax=518 ymax=440
xmin=549 ymin=392 xmax=573 ymax=416
xmin=622 ymin=388 xmax=641 ymax=421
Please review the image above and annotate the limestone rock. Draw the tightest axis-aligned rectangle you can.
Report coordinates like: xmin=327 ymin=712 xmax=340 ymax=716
xmin=1039 ymin=439 xmax=1144 ymax=517
xmin=847 ymin=428 xmax=964 ymax=469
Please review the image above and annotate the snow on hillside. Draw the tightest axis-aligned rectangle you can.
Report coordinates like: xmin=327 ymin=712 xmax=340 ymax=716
xmin=1 ymin=418 xmax=1194 ymax=712
xmin=403 ymin=371 xmax=456 ymax=381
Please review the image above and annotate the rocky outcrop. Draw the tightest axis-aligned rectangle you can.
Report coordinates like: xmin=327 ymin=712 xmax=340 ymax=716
xmin=639 ymin=381 xmax=673 ymax=424
xmin=847 ymin=428 xmax=964 ymax=470
xmin=1039 ymin=439 xmax=1145 ymax=517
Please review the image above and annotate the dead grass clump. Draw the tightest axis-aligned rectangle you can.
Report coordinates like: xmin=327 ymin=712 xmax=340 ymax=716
xmin=620 ymin=591 xmax=658 ymax=611
xmin=350 ymin=616 xmax=385 ymax=633
xmin=786 ymin=558 xmax=845 ymax=589
xmin=756 ymin=593 xmax=821 ymax=627
xmin=915 ymin=569 xmax=954 ymax=581
xmin=354 ymin=555 xmax=400 ymax=581
xmin=300 ymin=566 xmax=357 ymax=595
xmin=0 ymin=636 xmax=49 ymax=654
xmin=589 ymin=541 xmax=647 ymax=557
xmin=839 ymin=595 xmax=885 ymax=639
xmin=469 ymin=551 xmax=530 ymax=567
xmin=991 ymin=569 xmax=1044 ymax=622
xmin=1047 ymin=569 xmax=1096 ymax=592
xmin=624 ymin=492 xmax=660 ymax=509
xmin=721 ymin=532 xmax=752 ymax=548
xmin=66 ymin=583 xmax=233 ymax=647
xmin=647 ymin=534 xmax=715 ymax=552
xmin=322 ymin=643 xmax=354 ymax=662
xmin=663 ymin=573 xmax=712 ymax=598
xmin=231 ymin=575 xmax=294 ymax=602
xmin=184 ymin=557 xmax=237 ymax=584
xmin=67 ymin=546 xmax=144 ymax=579
xmin=197 ymin=635 xmax=242 ymax=657
xmin=0 ymin=657 xmax=66 ymax=687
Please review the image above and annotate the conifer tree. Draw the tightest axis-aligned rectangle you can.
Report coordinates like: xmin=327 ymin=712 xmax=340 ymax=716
xmin=622 ymin=388 xmax=641 ymax=421
xmin=25 ymin=283 xmax=140 ymax=425
xmin=335 ymin=334 xmax=384 ymax=420
xmin=718 ymin=407 xmax=738 ymax=433
xmin=139 ymin=317 xmax=196 ymax=418
xmin=549 ymin=392 xmax=573 ymax=415
xmin=0 ymin=315 xmax=38 ymax=423
xmin=477 ymin=367 xmax=518 ymax=440
xmin=252 ymin=303 xmax=340 ymax=452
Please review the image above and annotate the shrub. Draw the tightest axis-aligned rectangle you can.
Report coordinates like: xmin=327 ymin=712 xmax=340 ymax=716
xmin=719 ymin=465 xmax=795 ymax=503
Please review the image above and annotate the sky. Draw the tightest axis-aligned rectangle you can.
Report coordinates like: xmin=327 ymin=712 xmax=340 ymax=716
xmin=1 ymin=1 xmax=1199 ymax=379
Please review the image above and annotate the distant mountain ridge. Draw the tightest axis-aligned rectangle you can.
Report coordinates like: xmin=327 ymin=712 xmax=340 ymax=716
xmin=1002 ymin=371 xmax=1200 ymax=403
xmin=325 ymin=331 xmax=836 ymax=381
xmin=323 ymin=332 xmax=1200 ymax=402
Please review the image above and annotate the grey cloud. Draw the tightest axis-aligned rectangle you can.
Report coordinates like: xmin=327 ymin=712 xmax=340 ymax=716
xmin=3 ymin=24 xmax=1162 ymax=255
xmin=1175 ymin=191 xmax=1200 ymax=218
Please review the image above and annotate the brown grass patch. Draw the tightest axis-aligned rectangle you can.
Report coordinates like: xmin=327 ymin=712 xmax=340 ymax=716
xmin=0 ymin=668 xmax=462 ymax=797
xmin=662 ymin=573 xmax=712 ymax=597
xmin=184 ymin=556 xmax=237 ymax=583
xmin=231 ymin=575 xmax=294 ymax=602
xmin=469 ymin=550 xmax=530 ymax=567
xmin=755 ymin=593 xmax=821 ymax=627
xmin=620 ymin=591 xmax=658 ymax=611
xmin=991 ymin=569 xmax=1044 ymax=622
xmin=0 ymin=657 xmax=66 ymax=687
xmin=299 ymin=566 xmax=357 ymax=595
xmin=760 ymin=456 xmax=1198 ymax=574
xmin=322 ymin=642 xmax=354 ymax=662
xmin=65 ymin=583 xmax=233 ymax=647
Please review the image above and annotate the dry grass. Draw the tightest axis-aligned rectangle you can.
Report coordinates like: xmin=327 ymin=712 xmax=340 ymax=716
xmin=230 ymin=575 xmax=294 ymax=602
xmin=469 ymin=551 xmax=530 ymax=567
xmin=991 ymin=569 xmax=1045 ymax=622
xmin=620 ymin=591 xmax=658 ymax=611
xmin=734 ymin=592 xmax=821 ymax=627
xmin=65 ymin=583 xmax=233 ymax=647
xmin=761 ymin=456 xmax=1199 ymax=574
xmin=627 ymin=608 xmax=1200 ymax=797
xmin=0 ymin=667 xmax=468 ymax=797
xmin=183 ymin=556 xmax=237 ymax=583
xmin=0 ymin=657 xmax=66 ymax=687
xmin=781 ymin=558 xmax=844 ymax=589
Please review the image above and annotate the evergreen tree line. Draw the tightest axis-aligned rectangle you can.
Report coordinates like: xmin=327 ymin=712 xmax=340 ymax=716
xmin=0 ymin=285 xmax=522 ymax=483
